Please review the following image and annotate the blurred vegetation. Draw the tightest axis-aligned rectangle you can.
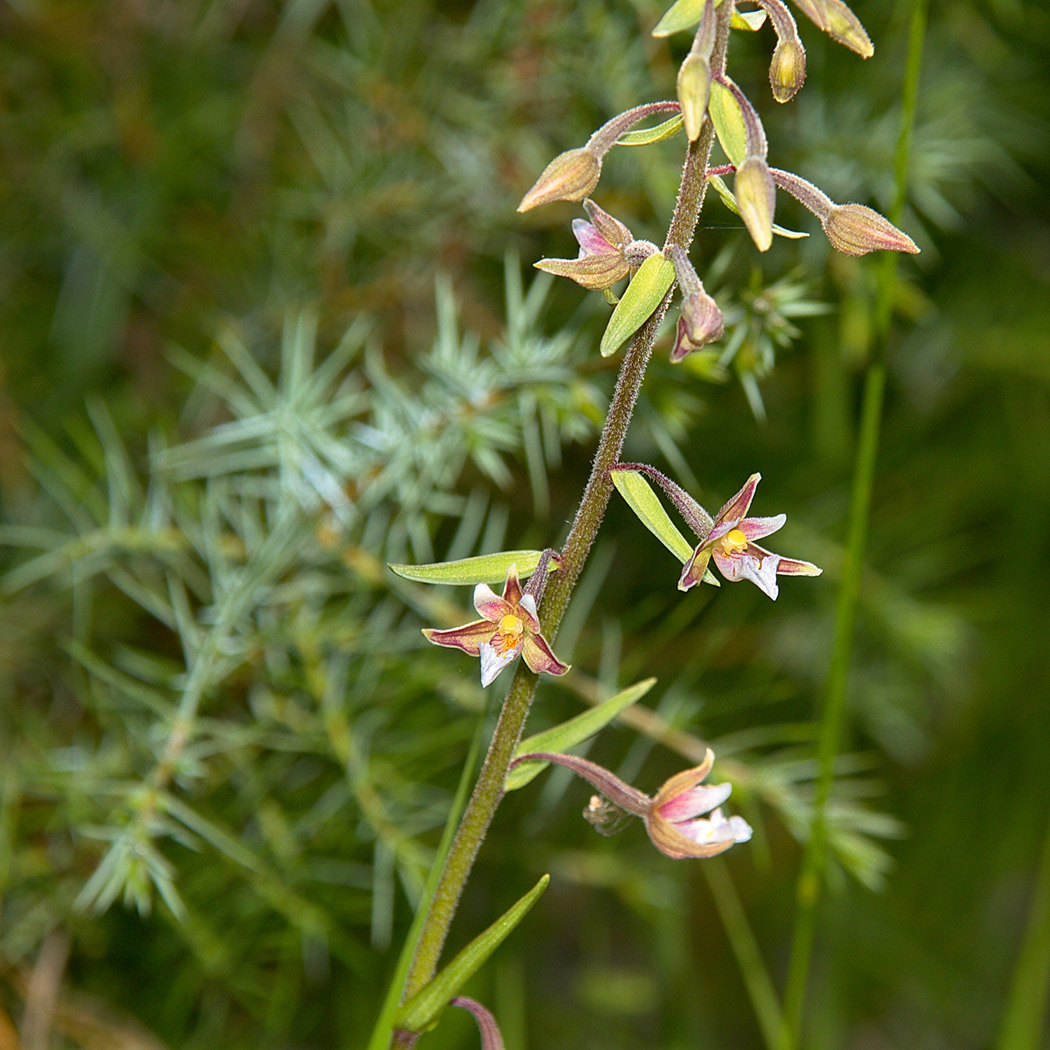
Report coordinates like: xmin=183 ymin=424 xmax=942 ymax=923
xmin=1 ymin=1 xmax=1049 ymax=1049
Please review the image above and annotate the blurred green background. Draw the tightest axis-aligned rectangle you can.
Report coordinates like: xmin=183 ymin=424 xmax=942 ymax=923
xmin=2 ymin=0 xmax=1049 ymax=1048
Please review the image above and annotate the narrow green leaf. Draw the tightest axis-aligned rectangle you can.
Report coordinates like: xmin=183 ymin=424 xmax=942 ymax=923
xmin=709 ymin=80 xmax=748 ymax=167
xmin=395 ymin=874 xmax=550 ymax=1034
xmin=599 ymin=253 xmax=675 ymax=358
xmin=652 ymin=0 xmax=763 ymax=38
xmin=506 ymin=679 xmax=657 ymax=791
xmin=709 ymin=175 xmax=809 ymax=239
xmin=616 ymin=114 xmax=684 ymax=146
xmin=365 ymin=720 xmax=485 ymax=1050
xmin=388 ymin=551 xmax=551 ymax=586
xmin=611 ymin=470 xmax=694 ymax=563
xmin=652 ymin=0 xmax=705 ymax=37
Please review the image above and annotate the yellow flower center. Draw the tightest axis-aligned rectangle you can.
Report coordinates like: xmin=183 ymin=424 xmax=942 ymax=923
xmin=721 ymin=528 xmax=748 ymax=554
xmin=495 ymin=613 xmax=525 ymax=652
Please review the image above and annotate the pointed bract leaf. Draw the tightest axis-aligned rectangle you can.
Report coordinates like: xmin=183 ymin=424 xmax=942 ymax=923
xmin=616 ymin=114 xmax=685 ymax=146
xmin=708 ymin=80 xmax=748 ymax=167
xmin=611 ymin=470 xmax=694 ymax=563
xmin=708 ymin=175 xmax=808 ymax=238
xmin=600 ymin=253 xmax=676 ymax=358
xmin=389 ymin=551 xmax=553 ymax=586
xmin=653 ymin=0 xmax=765 ymax=36
xmin=652 ymin=0 xmax=706 ymax=37
xmin=732 ymin=8 xmax=767 ymax=29
xmin=395 ymin=875 xmax=550 ymax=1034
xmin=506 ymin=678 xmax=657 ymax=791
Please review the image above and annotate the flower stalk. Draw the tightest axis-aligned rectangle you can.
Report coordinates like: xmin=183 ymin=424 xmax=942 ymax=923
xmin=385 ymin=5 xmax=737 ymax=1044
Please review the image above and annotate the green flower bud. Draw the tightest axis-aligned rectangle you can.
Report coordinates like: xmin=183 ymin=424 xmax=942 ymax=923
xmin=822 ymin=204 xmax=919 ymax=256
xmin=677 ymin=53 xmax=712 ymax=141
xmin=517 ymin=147 xmax=601 ymax=212
xmin=734 ymin=156 xmax=776 ymax=252
xmin=769 ymin=39 xmax=806 ymax=102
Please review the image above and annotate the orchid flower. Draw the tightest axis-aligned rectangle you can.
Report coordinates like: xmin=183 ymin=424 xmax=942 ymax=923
xmin=510 ymin=748 xmax=752 ymax=861
xmin=680 ymin=472 xmax=822 ymax=598
xmin=422 ymin=564 xmax=570 ymax=687
xmin=646 ymin=750 xmax=753 ymax=859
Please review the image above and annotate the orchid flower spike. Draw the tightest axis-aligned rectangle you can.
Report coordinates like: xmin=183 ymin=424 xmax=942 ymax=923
xmin=679 ymin=473 xmax=822 ymax=598
xmin=422 ymin=564 xmax=570 ymax=686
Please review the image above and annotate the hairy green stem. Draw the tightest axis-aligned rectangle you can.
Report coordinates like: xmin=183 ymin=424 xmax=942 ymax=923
xmin=381 ymin=7 xmax=736 ymax=1046
xmin=782 ymin=0 xmax=926 ymax=1043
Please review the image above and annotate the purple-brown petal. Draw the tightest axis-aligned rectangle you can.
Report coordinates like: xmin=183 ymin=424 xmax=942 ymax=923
xmin=714 ymin=473 xmax=762 ymax=526
xmin=521 ymin=632 xmax=570 ymax=678
xmin=501 ymin=564 xmax=525 ymax=605
xmin=422 ymin=620 xmax=498 ymax=656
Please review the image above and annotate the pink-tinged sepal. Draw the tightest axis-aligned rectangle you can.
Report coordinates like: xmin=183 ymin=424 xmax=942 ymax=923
xmin=715 ymin=472 xmax=761 ymax=524
xmin=422 ymin=620 xmax=496 ymax=656
xmin=776 ymin=556 xmax=822 ymax=576
xmin=501 ymin=564 xmax=525 ymax=604
xmin=678 ymin=546 xmax=713 ymax=592
xmin=521 ymin=633 xmax=570 ymax=678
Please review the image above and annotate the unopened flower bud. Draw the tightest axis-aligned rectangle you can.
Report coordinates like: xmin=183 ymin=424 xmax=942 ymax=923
xmin=822 ymin=203 xmax=919 ymax=256
xmin=735 ymin=156 xmax=776 ymax=252
xmin=672 ymin=291 xmax=724 ymax=362
xmin=824 ymin=0 xmax=874 ymax=57
xmin=677 ymin=53 xmax=712 ymax=141
xmin=790 ymin=0 xmax=873 ymax=57
xmin=518 ymin=147 xmax=601 ymax=212
xmin=769 ymin=38 xmax=806 ymax=102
